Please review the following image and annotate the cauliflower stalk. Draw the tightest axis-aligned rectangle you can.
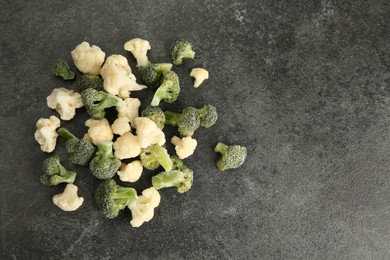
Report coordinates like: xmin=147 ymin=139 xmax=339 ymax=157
xmin=52 ymin=184 xmax=84 ymax=211
xmin=124 ymin=38 xmax=151 ymax=67
xmin=113 ymin=132 xmax=141 ymax=159
xmin=190 ymin=68 xmax=209 ymax=88
xmin=47 ymin=88 xmax=83 ymax=120
xmin=171 ymin=136 xmax=198 ymax=159
xmin=71 ymin=41 xmax=105 ymax=75
xmin=84 ymin=118 xmax=113 ymax=145
xmin=117 ymin=160 xmax=143 ymax=183
xmin=128 ymin=187 xmax=161 ymax=227
xmin=134 ymin=117 xmax=166 ymax=149
xmin=34 ymin=116 xmax=61 ymax=153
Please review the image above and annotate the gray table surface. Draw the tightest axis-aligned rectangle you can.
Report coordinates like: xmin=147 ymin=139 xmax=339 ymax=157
xmin=1 ymin=0 xmax=390 ymax=259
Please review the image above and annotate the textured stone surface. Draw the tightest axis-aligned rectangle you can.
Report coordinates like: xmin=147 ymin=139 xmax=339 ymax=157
xmin=1 ymin=0 xmax=390 ymax=259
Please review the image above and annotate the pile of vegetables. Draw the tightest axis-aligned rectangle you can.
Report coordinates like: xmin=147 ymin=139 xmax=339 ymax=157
xmin=35 ymin=38 xmax=247 ymax=227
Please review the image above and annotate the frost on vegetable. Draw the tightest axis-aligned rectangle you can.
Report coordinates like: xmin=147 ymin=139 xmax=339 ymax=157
xmin=190 ymin=68 xmax=209 ymax=88
xmin=34 ymin=115 xmax=61 ymax=153
xmin=71 ymin=41 xmax=105 ymax=75
xmin=124 ymin=38 xmax=151 ymax=67
xmin=134 ymin=117 xmax=166 ymax=149
xmin=128 ymin=187 xmax=161 ymax=227
xmin=52 ymin=184 xmax=84 ymax=211
xmin=85 ymin=118 xmax=113 ymax=146
xmin=47 ymin=88 xmax=84 ymax=121
xmin=113 ymin=132 xmax=141 ymax=159
xmin=117 ymin=160 xmax=143 ymax=183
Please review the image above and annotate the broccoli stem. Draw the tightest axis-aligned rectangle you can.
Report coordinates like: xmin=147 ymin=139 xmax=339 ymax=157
xmin=97 ymin=141 xmax=114 ymax=157
xmin=50 ymin=173 xmax=76 ymax=185
xmin=152 ymin=170 xmax=184 ymax=190
xmin=151 ymin=81 xmax=174 ymax=106
xmin=57 ymin=128 xmax=77 ymax=140
xmin=114 ymin=187 xmax=138 ymax=202
xmin=214 ymin=143 xmax=228 ymax=154
xmin=164 ymin=111 xmax=181 ymax=126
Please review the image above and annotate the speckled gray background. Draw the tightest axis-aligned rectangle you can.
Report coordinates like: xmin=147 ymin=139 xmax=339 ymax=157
xmin=1 ymin=0 xmax=390 ymax=259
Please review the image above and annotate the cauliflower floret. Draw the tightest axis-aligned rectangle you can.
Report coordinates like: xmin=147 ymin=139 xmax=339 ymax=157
xmin=47 ymin=88 xmax=83 ymax=120
xmin=171 ymin=136 xmax=198 ymax=159
xmin=116 ymin=97 xmax=141 ymax=127
xmin=85 ymin=118 xmax=113 ymax=145
xmin=134 ymin=117 xmax=166 ymax=149
xmin=124 ymin=38 xmax=151 ymax=67
xmin=190 ymin=68 xmax=209 ymax=88
xmin=52 ymin=184 xmax=84 ymax=211
xmin=100 ymin=55 xmax=147 ymax=99
xmin=71 ymin=41 xmax=105 ymax=75
xmin=34 ymin=115 xmax=61 ymax=153
xmin=113 ymin=132 xmax=141 ymax=159
xmin=128 ymin=187 xmax=160 ymax=227
xmin=111 ymin=117 xmax=131 ymax=136
xmin=117 ymin=160 xmax=143 ymax=183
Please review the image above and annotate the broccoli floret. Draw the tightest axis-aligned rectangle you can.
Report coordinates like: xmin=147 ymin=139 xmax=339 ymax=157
xmin=40 ymin=155 xmax=76 ymax=186
xmin=164 ymin=107 xmax=200 ymax=137
xmin=140 ymin=144 xmax=172 ymax=171
xmin=151 ymin=71 xmax=180 ymax=106
xmin=214 ymin=143 xmax=247 ymax=171
xmin=81 ymin=88 xmax=123 ymax=119
xmin=152 ymin=156 xmax=193 ymax=193
xmin=77 ymin=75 xmax=103 ymax=91
xmin=138 ymin=63 xmax=172 ymax=89
xmin=57 ymin=127 xmax=96 ymax=166
xmin=171 ymin=40 xmax=195 ymax=65
xmin=95 ymin=179 xmax=138 ymax=219
xmin=195 ymin=104 xmax=218 ymax=128
xmin=141 ymin=106 xmax=166 ymax=129
xmin=51 ymin=59 xmax=75 ymax=80
xmin=89 ymin=141 xmax=121 ymax=180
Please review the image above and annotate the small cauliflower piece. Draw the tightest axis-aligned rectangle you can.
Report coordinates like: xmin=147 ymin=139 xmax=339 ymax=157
xmin=71 ymin=41 xmax=105 ymax=75
xmin=100 ymin=55 xmax=147 ymax=99
xmin=34 ymin=115 xmax=61 ymax=153
xmin=116 ymin=97 xmax=141 ymax=127
xmin=190 ymin=68 xmax=209 ymax=88
xmin=171 ymin=136 xmax=198 ymax=159
xmin=117 ymin=160 xmax=143 ymax=183
xmin=47 ymin=88 xmax=83 ymax=120
xmin=134 ymin=117 xmax=166 ymax=149
xmin=113 ymin=132 xmax=141 ymax=159
xmin=124 ymin=38 xmax=151 ymax=67
xmin=111 ymin=117 xmax=131 ymax=136
xmin=85 ymin=118 xmax=113 ymax=145
xmin=52 ymin=184 xmax=84 ymax=211
xmin=128 ymin=187 xmax=161 ymax=227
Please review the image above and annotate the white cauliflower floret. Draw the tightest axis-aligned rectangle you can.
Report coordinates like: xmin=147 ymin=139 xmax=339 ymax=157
xmin=113 ymin=132 xmax=141 ymax=159
xmin=128 ymin=187 xmax=161 ymax=227
xmin=117 ymin=160 xmax=143 ymax=183
xmin=71 ymin=41 xmax=105 ymax=75
xmin=116 ymin=97 xmax=141 ymax=127
xmin=190 ymin=68 xmax=209 ymax=88
xmin=47 ymin=88 xmax=83 ymax=120
xmin=34 ymin=115 xmax=61 ymax=153
xmin=100 ymin=55 xmax=147 ymax=99
xmin=52 ymin=184 xmax=84 ymax=211
xmin=134 ymin=117 xmax=165 ymax=149
xmin=111 ymin=117 xmax=131 ymax=136
xmin=124 ymin=38 xmax=151 ymax=67
xmin=85 ymin=118 xmax=113 ymax=145
xmin=171 ymin=136 xmax=198 ymax=159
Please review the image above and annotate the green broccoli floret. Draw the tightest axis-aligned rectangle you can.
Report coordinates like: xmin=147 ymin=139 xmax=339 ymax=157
xmin=151 ymin=71 xmax=180 ymax=106
xmin=81 ymin=88 xmax=123 ymax=119
xmin=138 ymin=63 xmax=172 ymax=89
xmin=95 ymin=179 xmax=138 ymax=219
xmin=171 ymin=40 xmax=195 ymax=65
xmin=89 ymin=141 xmax=121 ymax=180
xmin=57 ymin=127 xmax=96 ymax=166
xmin=214 ymin=143 xmax=247 ymax=171
xmin=77 ymin=75 xmax=103 ymax=91
xmin=195 ymin=104 xmax=218 ymax=128
xmin=164 ymin=107 xmax=200 ymax=137
xmin=140 ymin=144 xmax=173 ymax=171
xmin=141 ymin=106 xmax=166 ymax=129
xmin=152 ymin=156 xmax=193 ymax=193
xmin=51 ymin=59 xmax=75 ymax=80
xmin=40 ymin=155 xmax=76 ymax=186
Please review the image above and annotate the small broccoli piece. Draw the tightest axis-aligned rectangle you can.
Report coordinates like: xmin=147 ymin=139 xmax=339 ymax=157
xmin=57 ymin=127 xmax=96 ymax=166
xmin=95 ymin=179 xmax=138 ymax=219
xmin=151 ymin=71 xmax=180 ymax=106
xmin=164 ymin=107 xmax=200 ymax=137
xmin=81 ymin=88 xmax=123 ymax=119
xmin=214 ymin=143 xmax=247 ymax=171
xmin=140 ymin=144 xmax=172 ymax=171
xmin=51 ymin=59 xmax=75 ymax=80
xmin=89 ymin=141 xmax=121 ymax=180
xmin=152 ymin=156 xmax=193 ymax=193
xmin=195 ymin=104 xmax=218 ymax=128
xmin=138 ymin=63 xmax=172 ymax=89
xmin=141 ymin=106 xmax=166 ymax=129
xmin=171 ymin=40 xmax=195 ymax=65
xmin=77 ymin=75 xmax=103 ymax=91
xmin=40 ymin=155 xmax=77 ymax=186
